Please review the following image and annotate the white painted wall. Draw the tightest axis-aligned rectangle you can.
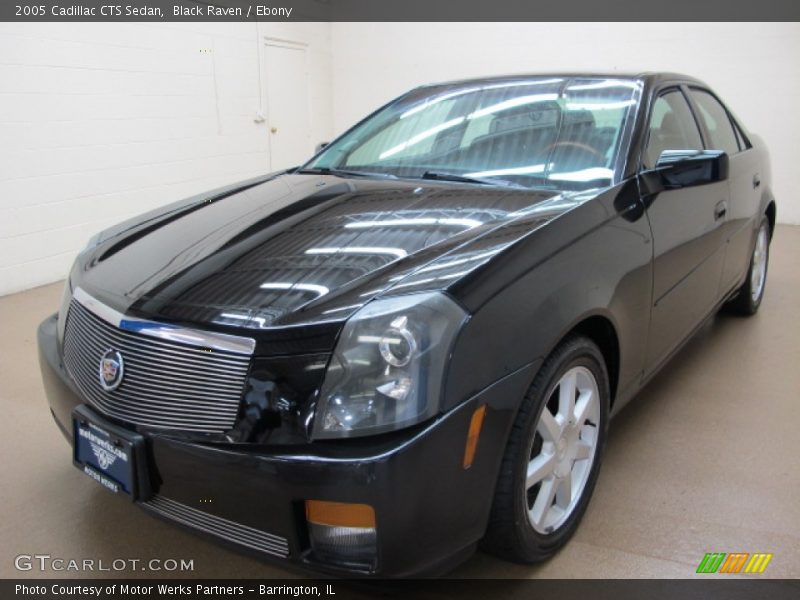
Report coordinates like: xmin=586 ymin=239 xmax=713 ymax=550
xmin=1 ymin=22 xmax=796 ymax=296
xmin=331 ymin=22 xmax=800 ymax=224
xmin=0 ymin=22 xmax=333 ymax=296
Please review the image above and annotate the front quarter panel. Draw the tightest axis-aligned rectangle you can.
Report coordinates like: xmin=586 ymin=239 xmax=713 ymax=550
xmin=445 ymin=180 xmax=653 ymax=415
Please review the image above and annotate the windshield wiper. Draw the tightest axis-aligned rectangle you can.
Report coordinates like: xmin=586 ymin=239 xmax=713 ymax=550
xmin=420 ymin=170 xmax=525 ymax=189
xmin=297 ymin=167 xmax=526 ymax=189
xmin=295 ymin=167 xmax=398 ymax=180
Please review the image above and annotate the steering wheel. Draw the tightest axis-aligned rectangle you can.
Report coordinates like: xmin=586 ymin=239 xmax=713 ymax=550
xmin=543 ymin=141 xmax=606 ymax=162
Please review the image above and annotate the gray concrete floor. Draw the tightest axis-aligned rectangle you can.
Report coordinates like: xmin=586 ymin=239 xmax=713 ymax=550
xmin=1 ymin=225 xmax=798 ymax=579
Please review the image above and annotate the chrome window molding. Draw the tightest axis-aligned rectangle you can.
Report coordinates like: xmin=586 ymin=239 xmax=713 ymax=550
xmin=73 ymin=287 xmax=255 ymax=356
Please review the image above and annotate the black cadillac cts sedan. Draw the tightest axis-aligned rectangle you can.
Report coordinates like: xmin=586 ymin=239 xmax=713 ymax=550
xmin=39 ymin=73 xmax=775 ymax=576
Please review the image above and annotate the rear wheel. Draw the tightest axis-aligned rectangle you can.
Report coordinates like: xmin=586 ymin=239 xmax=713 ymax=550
xmin=482 ymin=336 xmax=609 ymax=562
xmin=726 ymin=216 xmax=770 ymax=316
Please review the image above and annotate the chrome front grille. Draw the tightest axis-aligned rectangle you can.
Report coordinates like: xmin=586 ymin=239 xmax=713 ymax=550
xmin=63 ymin=292 xmax=252 ymax=433
xmin=141 ymin=495 xmax=290 ymax=558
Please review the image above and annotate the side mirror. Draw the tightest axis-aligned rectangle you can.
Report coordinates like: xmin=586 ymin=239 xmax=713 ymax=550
xmin=651 ymin=149 xmax=729 ymax=190
xmin=315 ymin=141 xmax=329 ymax=154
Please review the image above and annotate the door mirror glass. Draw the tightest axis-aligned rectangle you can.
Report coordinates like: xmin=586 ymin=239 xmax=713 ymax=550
xmin=653 ymin=149 xmax=729 ymax=189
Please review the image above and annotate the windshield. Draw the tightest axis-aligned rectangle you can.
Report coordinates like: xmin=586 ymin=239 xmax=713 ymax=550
xmin=305 ymin=77 xmax=640 ymax=190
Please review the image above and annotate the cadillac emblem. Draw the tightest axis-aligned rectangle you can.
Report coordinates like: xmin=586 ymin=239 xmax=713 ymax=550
xmin=99 ymin=349 xmax=124 ymax=391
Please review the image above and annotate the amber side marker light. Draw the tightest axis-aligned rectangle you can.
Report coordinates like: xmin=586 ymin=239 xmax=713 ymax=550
xmin=463 ymin=404 xmax=487 ymax=469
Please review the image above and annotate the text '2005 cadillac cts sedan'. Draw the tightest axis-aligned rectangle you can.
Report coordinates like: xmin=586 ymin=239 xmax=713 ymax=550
xmin=39 ymin=73 xmax=775 ymax=576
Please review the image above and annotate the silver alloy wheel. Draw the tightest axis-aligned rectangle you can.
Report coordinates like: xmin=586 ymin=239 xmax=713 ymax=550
xmin=525 ymin=366 xmax=600 ymax=534
xmin=751 ymin=224 xmax=769 ymax=302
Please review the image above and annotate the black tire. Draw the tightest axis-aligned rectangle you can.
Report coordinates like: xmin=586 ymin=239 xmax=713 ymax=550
xmin=726 ymin=216 xmax=770 ymax=316
xmin=482 ymin=336 xmax=610 ymax=563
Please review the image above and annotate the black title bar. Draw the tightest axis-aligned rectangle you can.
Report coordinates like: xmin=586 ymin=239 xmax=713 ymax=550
xmin=2 ymin=0 xmax=799 ymax=22
xmin=4 ymin=579 xmax=800 ymax=600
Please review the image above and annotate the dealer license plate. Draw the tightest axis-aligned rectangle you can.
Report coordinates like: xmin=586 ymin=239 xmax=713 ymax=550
xmin=72 ymin=406 xmax=145 ymax=498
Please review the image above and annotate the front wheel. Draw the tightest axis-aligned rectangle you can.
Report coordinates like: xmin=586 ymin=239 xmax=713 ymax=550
xmin=482 ymin=336 xmax=609 ymax=563
xmin=726 ymin=216 xmax=770 ymax=316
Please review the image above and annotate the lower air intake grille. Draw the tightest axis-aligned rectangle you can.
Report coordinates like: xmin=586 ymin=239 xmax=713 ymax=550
xmin=63 ymin=298 xmax=250 ymax=433
xmin=142 ymin=495 xmax=290 ymax=558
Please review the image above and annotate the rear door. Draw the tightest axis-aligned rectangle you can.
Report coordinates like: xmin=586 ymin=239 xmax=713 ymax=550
xmin=641 ymin=87 xmax=729 ymax=374
xmin=687 ymin=88 xmax=761 ymax=295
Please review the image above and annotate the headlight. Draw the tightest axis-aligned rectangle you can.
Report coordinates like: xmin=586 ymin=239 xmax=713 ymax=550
xmin=312 ymin=292 xmax=468 ymax=439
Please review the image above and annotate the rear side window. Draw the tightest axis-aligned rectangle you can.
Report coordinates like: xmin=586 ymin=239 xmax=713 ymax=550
xmin=643 ymin=90 xmax=704 ymax=169
xmin=689 ymin=89 xmax=740 ymax=155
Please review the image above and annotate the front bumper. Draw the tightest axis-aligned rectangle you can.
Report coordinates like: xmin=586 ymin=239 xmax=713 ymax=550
xmin=38 ymin=313 xmax=538 ymax=577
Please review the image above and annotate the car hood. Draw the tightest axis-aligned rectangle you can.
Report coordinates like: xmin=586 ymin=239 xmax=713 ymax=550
xmin=75 ymin=173 xmax=586 ymax=333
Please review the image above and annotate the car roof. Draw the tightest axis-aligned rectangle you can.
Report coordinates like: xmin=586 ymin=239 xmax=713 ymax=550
xmin=422 ymin=72 xmax=709 ymax=90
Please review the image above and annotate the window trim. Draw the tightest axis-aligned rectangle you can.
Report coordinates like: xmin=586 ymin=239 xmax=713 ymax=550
xmin=686 ymin=86 xmax=751 ymax=154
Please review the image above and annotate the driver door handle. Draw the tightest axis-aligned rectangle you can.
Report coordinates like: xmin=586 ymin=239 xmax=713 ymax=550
xmin=714 ymin=200 xmax=728 ymax=221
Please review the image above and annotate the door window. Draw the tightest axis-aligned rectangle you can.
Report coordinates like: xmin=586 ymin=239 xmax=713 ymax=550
xmin=643 ymin=90 xmax=704 ymax=169
xmin=689 ymin=89 xmax=740 ymax=155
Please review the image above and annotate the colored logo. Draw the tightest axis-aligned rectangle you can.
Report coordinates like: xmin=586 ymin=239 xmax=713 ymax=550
xmin=696 ymin=552 xmax=773 ymax=574
xmin=99 ymin=349 xmax=124 ymax=391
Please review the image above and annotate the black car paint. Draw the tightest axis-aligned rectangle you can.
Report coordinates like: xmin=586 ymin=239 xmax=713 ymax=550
xmin=38 ymin=72 xmax=776 ymax=576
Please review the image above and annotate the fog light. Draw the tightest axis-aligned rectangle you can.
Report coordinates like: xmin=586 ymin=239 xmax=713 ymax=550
xmin=305 ymin=500 xmax=377 ymax=568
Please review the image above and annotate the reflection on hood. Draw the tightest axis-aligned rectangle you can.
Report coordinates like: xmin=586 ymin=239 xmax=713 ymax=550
xmin=78 ymin=174 xmax=592 ymax=330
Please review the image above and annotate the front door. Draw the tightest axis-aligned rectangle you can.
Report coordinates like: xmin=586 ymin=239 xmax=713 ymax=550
xmin=642 ymin=87 xmax=729 ymax=375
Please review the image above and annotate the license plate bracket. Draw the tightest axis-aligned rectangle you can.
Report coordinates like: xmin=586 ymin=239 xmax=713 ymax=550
xmin=72 ymin=405 xmax=150 ymax=500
